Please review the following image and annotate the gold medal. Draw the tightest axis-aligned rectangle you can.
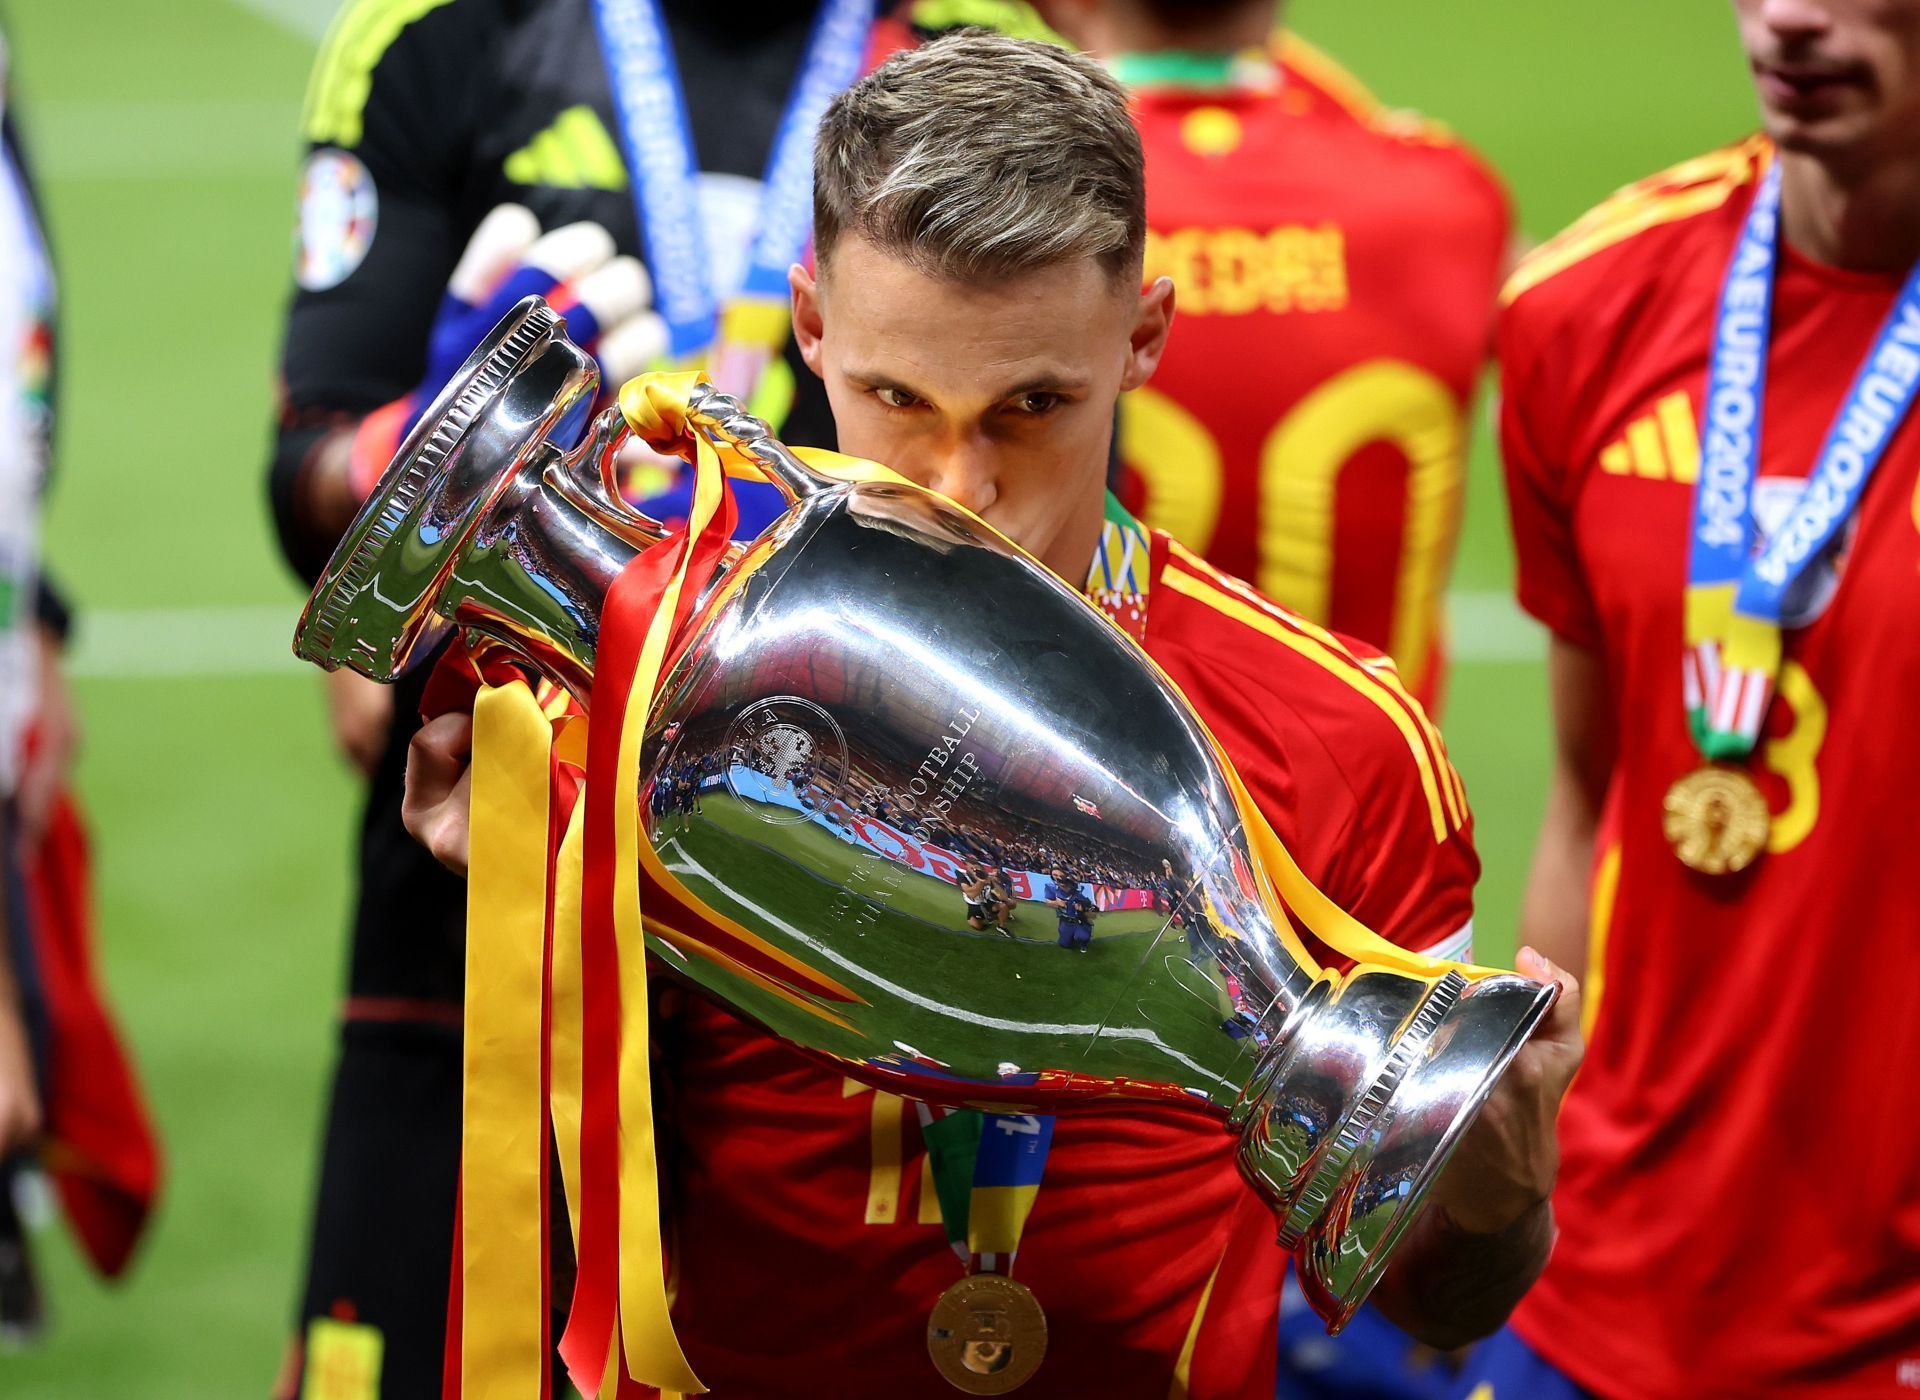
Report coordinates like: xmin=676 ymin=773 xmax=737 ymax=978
xmin=1663 ymin=765 xmax=1770 ymax=875
xmin=927 ymin=1273 xmax=1048 ymax=1394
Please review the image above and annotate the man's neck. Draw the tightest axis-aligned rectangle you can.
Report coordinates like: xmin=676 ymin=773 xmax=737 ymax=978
xmin=1779 ymin=144 xmax=1920 ymax=274
xmin=1076 ymin=1 xmax=1276 ymax=61
xmin=1044 ymin=487 xmax=1109 ymax=594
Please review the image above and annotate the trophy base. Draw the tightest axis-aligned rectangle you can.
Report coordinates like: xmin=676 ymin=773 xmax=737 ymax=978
xmin=1237 ymin=966 xmax=1556 ymax=1331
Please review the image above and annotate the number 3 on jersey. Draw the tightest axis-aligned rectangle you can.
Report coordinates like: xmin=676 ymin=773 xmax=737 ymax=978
xmin=1122 ymin=357 xmax=1463 ymax=693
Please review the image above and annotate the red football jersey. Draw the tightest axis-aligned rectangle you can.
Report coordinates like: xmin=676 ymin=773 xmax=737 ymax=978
xmin=1500 ymin=135 xmax=1920 ymax=1397
xmin=658 ymin=527 xmax=1477 ymax=1399
xmin=1120 ymin=38 xmax=1511 ymax=710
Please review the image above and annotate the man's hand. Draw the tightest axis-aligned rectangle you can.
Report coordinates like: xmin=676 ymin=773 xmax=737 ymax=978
xmin=1370 ymin=947 xmax=1582 ymax=1348
xmin=304 ymin=205 xmax=668 ymax=535
xmin=325 ymin=670 xmax=393 ymax=778
xmin=401 ymin=712 xmax=474 ymax=877
xmin=0 ymin=805 xmax=40 ymax=1159
xmin=0 ymin=998 xmax=40 ymax=1159
xmin=15 ymin=624 xmax=77 ymax=857
xmin=1425 ymin=945 xmax=1584 ymax=1233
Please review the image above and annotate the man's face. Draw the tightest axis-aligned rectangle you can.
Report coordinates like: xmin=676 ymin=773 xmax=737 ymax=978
xmin=1732 ymin=0 xmax=1920 ymax=159
xmin=792 ymin=234 xmax=1174 ymax=579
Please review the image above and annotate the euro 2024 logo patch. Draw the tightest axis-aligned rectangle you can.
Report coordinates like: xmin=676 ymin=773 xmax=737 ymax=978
xmin=295 ymin=149 xmax=377 ymax=292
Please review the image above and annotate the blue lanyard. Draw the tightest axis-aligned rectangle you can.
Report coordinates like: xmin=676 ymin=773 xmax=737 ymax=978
xmin=966 ymin=1111 xmax=1054 ymax=1268
xmin=589 ymin=0 xmax=875 ymax=357
xmin=1685 ymin=155 xmax=1920 ymax=756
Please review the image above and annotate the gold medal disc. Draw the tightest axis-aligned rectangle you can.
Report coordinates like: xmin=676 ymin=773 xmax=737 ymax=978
xmin=1663 ymin=765 xmax=1770 ymax=875
xmin=927 ymin=1274 xmax=1048 ymax=1395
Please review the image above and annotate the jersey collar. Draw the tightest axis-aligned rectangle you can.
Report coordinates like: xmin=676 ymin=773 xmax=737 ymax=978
xmin=1107 ymin=48 xmax=1280 ymax=95
xmin=1084 ymin=493 xmax=1152 ymax=642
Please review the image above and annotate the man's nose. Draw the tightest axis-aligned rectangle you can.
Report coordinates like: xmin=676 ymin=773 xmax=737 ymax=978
xmin=929 ymin=436 xmax=999 ymax=515
xmin=1758 ymin=0 xmax=1833 ymax=42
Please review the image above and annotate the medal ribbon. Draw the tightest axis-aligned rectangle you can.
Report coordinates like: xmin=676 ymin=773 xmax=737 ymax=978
xmin=917 ymin=1106 xmax=1055 ymax=1275
xmin=590 ymin=0 xmax=875 ymax=360
xmin=1685 ymin=152 xmax=1920 ymax=759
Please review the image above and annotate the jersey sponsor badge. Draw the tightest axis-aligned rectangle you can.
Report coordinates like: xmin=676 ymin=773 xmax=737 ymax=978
xmin=294 ymin=149 xmax=377 ymax=292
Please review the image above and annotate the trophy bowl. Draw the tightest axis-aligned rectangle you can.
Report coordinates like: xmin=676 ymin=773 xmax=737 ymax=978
xmin=295 ymin=298 xmax=1556 ymax=1330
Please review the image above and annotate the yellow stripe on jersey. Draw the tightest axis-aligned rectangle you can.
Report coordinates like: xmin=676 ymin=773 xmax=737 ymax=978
xmin=1360 ymin=652 xmax=1468 ymax=824
xmin=909 ymin=0 xmax=1065 ymax=44
xmin=1166 ymin=1247 xmax=1227 ymax=1400
xmin=1275 ymin=31 xmax=1462 ymax=148
xmin=1273 ymin=32 xmax=1382 ymax=121
xmin=1501 ymin=136 xmax=1768 ymax=305
xmin=1584 ymin=840 xmax=1621 ymax=1042
xmin=1161 ymin=549 xmax=1456 ymax=844
xmin=303 ymin=0 xmax=460 ymax=148
xmin=1173 ymin=539 xmax=1466 ymax=830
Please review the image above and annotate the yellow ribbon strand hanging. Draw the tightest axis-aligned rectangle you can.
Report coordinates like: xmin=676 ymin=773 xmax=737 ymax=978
xmin=461 ymin=680 xmax=558 ymax=1400
xmin=1222 ymin=750 xmax=1506 ymax=982
xmin=608 ymin=376 xmax=735 ymax=1393
xmin=550 ymin=800 xmax=587 ymax=1252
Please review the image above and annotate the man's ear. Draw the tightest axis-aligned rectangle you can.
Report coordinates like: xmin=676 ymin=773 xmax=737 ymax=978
xmin=1121 ymin=276 xmax=1176 ymax=392
xmin=789 ymin=261 xmax=826 ymax=378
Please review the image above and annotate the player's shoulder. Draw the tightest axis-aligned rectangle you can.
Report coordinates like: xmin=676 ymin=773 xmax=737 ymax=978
xmin=301 ymin=0 xmax=525 ymax=149
xmin=903 ymin=0 xmax=1067 ymax=43
xmin=1501 ymin=135 xmax=1768 ymax=319
xmin=1146 ymin=536 xmax=1469 ymax=846
xmin=1275 ymin=33 xmax=1509 ymax=221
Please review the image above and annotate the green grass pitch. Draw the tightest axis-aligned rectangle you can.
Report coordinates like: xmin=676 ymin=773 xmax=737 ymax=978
xmin=0 ymin=1 xmax=1759 ymax=1393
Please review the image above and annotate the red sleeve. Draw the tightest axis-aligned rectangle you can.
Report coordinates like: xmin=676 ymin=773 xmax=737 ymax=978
xmin=1149 ymin=566 xmax=1478 ymax=963
xmin=1496 ymin=295 xmax=1605 ymax=650
xmin=1291 ymin=677 xmax=1479 ymax=962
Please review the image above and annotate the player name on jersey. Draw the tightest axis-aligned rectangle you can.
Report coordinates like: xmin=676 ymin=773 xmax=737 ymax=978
xmin=1143 ymin=223 xmax=1348 ymax=316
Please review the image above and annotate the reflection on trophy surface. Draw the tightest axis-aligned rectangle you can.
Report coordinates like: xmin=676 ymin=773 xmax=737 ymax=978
xmin=292 ymin=298 xmax=1556 ymax=1330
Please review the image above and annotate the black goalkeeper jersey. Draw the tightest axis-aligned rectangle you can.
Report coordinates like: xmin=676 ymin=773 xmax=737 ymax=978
xmin=269 ymin=0 xmax=866 ymax=1011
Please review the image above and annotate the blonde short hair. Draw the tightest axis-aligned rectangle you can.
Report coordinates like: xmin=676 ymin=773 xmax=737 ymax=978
xmin=813 ymin=31 xmax=1146 ymax=283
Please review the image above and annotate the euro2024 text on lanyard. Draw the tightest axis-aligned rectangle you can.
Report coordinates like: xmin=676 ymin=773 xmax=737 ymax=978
xmin=589 ymin=0 xmax=874 ymax=402
xmin=1672 ymin=154 xmax=1920 ymax=875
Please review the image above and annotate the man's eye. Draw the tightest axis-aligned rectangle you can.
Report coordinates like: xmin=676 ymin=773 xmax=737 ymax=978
xmin=875 ymin=387 xmax=921 ymax=409
xmin=1012 ymin=392 xmax=1062 ymax=415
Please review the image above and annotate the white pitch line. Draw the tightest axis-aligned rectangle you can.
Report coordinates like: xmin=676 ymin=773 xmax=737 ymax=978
xmin=66 ymin=605 xmax=305 ymax=680
xmin=60 ymin=592 xmax=1541 ymax=682
xmin=29 ymin=99 xmax=304 ymax=181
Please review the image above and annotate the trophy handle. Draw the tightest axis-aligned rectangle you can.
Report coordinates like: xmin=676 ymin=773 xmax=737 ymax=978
xmin=552 ymin=402 xmax=751 ymax=569
xmin=551 ymin=406 xmax=674 ymax=551
xmin=684 ymin=383 xmax=836 ymax=504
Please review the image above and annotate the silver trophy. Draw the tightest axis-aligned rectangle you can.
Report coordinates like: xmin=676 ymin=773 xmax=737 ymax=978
xmin=294 ymin=299 xmax=1555 ymax=1330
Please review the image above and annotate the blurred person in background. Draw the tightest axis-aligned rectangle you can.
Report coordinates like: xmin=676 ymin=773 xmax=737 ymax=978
xmin=0 ymin=26 xmax=159 ymax=1346
xmin=265 ymin=1 xmax=1052 ymax=1391
xmin=1037 ymin=0 xmax=1512 ymax=718
xmin=1466 ymin=1 xmax=1920 ymax=1395
xmin=0 ymin=32 xmax=60 ymax=1186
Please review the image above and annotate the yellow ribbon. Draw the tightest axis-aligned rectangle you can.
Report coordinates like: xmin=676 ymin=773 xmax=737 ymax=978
xmin=461 ymin=680 xmax=558 ymax=1399
xmin=609 ymin=375 xmax=736 ymax=1393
